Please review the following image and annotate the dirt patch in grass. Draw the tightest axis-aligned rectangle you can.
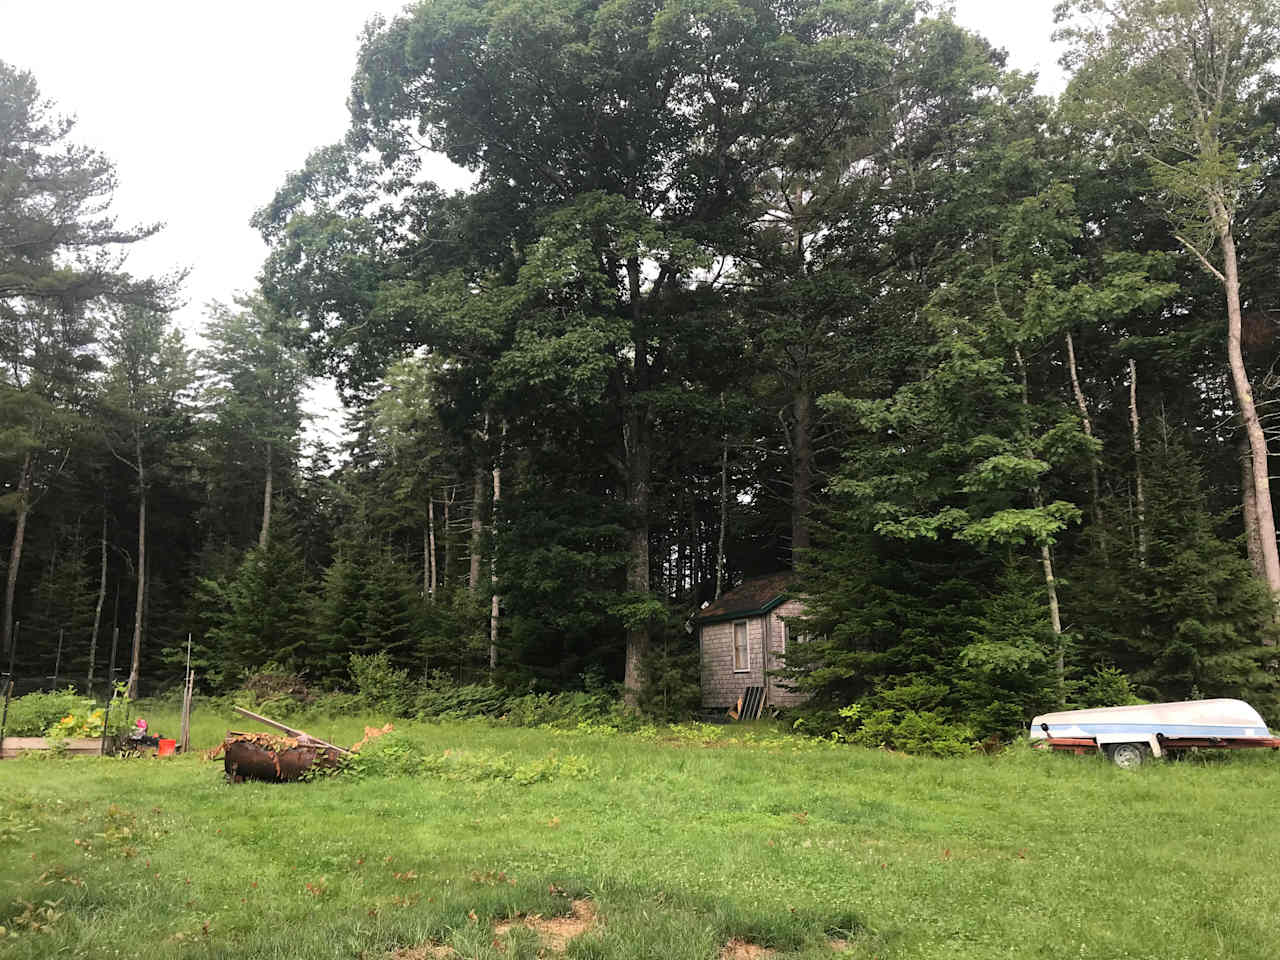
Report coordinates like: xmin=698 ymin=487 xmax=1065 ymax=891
xmin=388 ymin=944 xmax=454 ymax=959
xmin=720 ymin=939 xmax=777 ymax=959
xmin=829 ymin=939 xmax=850 ymax=953
xmin=494 ymin=898 xmax=597 ymax=951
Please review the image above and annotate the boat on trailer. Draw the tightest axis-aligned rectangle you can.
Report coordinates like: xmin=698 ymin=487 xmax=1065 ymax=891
xmin=1029 ymin=698 xmax=1280 ymax=767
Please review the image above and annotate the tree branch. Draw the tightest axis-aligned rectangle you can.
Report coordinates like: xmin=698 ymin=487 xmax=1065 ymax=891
xmin=1174 ymin=233 xmax=1226 ymax=284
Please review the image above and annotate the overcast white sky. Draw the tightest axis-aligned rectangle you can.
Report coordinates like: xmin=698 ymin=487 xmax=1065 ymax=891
xmin=1 ymin=0 xmax=1067 ymax=438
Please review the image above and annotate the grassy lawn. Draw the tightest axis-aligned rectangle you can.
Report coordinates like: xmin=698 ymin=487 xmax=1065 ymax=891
xmin=1 ymin=707 xmax=1277 ymax=960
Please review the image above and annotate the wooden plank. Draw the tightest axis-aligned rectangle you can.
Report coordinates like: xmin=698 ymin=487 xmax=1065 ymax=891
xmin=231 ymin=706 xmax=350 ymax=755
xmin=733 ymin=686 xmax=764 ymax=722
xmin=1 ymin=737 xmax=103 ymax=759
xmin=179 ymin=671 xmax=193 ymax=754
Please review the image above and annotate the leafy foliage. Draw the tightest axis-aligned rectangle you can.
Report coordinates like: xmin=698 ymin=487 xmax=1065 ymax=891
xmin=6 ymin=8 xmax=1280 ymax=743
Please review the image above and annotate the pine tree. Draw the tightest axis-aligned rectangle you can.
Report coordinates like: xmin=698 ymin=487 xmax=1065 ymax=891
xmin=27 ymin=526 xmax=98 ymax=682
xmin=313 ymin=552 xmax=365 ymax=685
xmin=200 ymin=529 xmax=312 ymax=685
xmin=957 ymin=561 xmax=1060 ymax=737
xmin=1072 ymin=428 xmax=1278 ymax=713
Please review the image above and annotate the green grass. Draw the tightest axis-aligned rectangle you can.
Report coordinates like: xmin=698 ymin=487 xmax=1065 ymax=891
xmin=2 ymin=706 xmax=1278 ymax=959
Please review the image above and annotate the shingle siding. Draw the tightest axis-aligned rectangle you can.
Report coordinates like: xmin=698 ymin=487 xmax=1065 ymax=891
xmin=700 ymin=598 xmax=809 ymax=709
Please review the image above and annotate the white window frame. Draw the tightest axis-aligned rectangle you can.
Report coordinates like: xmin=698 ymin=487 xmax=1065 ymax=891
xmin=783 ymin=621 xmax=808 ymax=648
xmin=732 ymin=619 xmax=750 ymax=673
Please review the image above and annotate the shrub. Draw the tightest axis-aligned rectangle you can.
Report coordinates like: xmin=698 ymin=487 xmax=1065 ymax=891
xmin=499 ymin=690 xmax=615 ymax=727
xmin=1073 ymin=666 xmax=1143 ymax=709
xmin=45 ymin=705 xmax=109 ymax=739
xmin=344 ymin=731 xmax=595 ymax=784
xmin=240 ymin=662 xmax=314 ymax=705
xmin=637 ymin=633 xmax=701 ymax=722
xmin=882 ymin=710 xmax=975 ymax=758
xmin=414 ymin=681 xmax=508 ymax=720
xmin=794 ymin=702 xmax=975 ymax=757
xmin=2 ymin=689 xmax=88 ymax=737
xmin=1 ymin=689 xmax=133 ymax=740
xmin=349 ymin=652 xmax=414 ymax=715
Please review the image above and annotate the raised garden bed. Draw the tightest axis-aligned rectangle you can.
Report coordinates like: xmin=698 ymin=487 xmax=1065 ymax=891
xmin=0 ymin=736 xmax=105 ymax=759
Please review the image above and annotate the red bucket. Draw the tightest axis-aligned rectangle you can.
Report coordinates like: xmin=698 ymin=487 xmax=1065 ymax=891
xmin=157 ymin=738 xmax=177 ymax=757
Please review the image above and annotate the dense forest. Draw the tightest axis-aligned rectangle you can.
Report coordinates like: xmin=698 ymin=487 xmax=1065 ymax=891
xmin=5 ymin=0 xmax=1280 ymax=738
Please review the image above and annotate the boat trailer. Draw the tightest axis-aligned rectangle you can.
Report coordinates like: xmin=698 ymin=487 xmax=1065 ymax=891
xmin=1031 ymin=699 xmax=1280 ymax=767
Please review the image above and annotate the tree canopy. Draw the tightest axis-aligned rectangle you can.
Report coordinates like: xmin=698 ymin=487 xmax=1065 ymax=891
xmin=4 ymin=3 xmax=1280 ymax=738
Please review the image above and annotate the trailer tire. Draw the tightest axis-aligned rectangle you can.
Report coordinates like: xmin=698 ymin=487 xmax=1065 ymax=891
xmin=1108 ymin=742 xmax=1150 ymax=769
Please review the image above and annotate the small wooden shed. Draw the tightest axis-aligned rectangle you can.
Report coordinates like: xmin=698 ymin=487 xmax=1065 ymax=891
xmin=693 ymin=572 xmax=808 ymax=712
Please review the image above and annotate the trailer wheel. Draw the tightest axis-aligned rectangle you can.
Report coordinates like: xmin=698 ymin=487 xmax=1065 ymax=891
xmin=1108 ymin=742 xmax=1149 ymax=769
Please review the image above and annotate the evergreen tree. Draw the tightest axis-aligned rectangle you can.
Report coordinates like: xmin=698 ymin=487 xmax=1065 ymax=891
xmin=200 ymin=526 xmax=313 ymax=685
xmin=26 ymin=525 xmax=98 ymax=683
xmin=313 ymin=551 xmax=365 ymax=685
xmin=0 ymin=61 xmax=171 ymax=661
xmin=1071 ymin=428 xmax=1278 ymax=713
xmin=198 ymin=295 xmax=309 ymax=550
xmin=958 ymin=561 xmax=1061 ymax=737
xmin=101 ymin=306 xmax=193 ymax=696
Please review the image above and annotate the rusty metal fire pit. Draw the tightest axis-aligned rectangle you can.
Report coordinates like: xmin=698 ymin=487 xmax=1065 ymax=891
xmin=218 ymin=707 xmax=350 ymax=783
xmin=222 ymin=731 xmax=342 ymax=782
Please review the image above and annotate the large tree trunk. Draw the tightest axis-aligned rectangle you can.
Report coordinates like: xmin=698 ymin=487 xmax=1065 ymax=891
xmin=1065 ymin=333 xmax=1103 ymax=531
xmin=1239 ymin=432 xmax=1266 ymax=579
xmin=1040 ymin=540 xmax=1065 ymax=707
xmin=126 ymin=442 xmax=146 ymax=699
xmin=621 ymin=430 xmax=652 ymax=703
xmin=1015 ymin=347 xmax=1065 ymax=703
xmin=715 ymin=431 xmax=727 ymax=600
xmin=1220 ymin=214 xmax=1280 ymax=602
xmin=1128 ymin=359 xmax=1147 ymax=568
xmin=259 ymin=440 xmax=273 ymax=549
xmin=790 ymin=388 xmax=813 ymax=559
xmin=690 ymin=497 xmax=699 ymax=597
xmin=469 ymin=464 xmax=484 ymax=593
xmin=442 ymin=486 xmax=454 ymax=591
xmin=675 ymin=487 xmax=687 ymax=599
xmin=88 ymin=511 xmax=107 ymax=688
xmin=622 ymin=258 xmax=654 ymax=704
xmin=1 ymin=454 xmax=32 ymax=659
xmin=489 ymin=453 xmax=501 ymax=672
xmin=426 ymin=498 xmax=437 ymax=601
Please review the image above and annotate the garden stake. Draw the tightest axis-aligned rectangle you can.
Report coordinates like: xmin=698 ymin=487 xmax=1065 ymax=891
xmin=0 ymin=679 xmax=13 ymax=756
xmin=0 ymin=623 xmax=18 ymax=754
xmin=99 ymin=623 xmax=120 ymax=756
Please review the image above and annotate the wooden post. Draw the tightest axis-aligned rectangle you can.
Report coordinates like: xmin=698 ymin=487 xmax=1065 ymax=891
xmin=0 ymin=622 xmax=17 ymax=752
xmin=88 ymin=511 xmax=107 ymax=688
xmin=179 ymin=633 xmax=193 ymax=753
xmin=50 ymin=628 xmax=63 ymax=689
xmin=179 ymin=670 xmax=193 ymax=754
xmin=99 ymin=623 xmax=120 ymax=756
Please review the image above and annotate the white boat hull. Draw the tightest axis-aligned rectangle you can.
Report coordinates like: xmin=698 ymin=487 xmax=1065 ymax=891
xmin=1029 ymin=699 xmax=1275 ymax=759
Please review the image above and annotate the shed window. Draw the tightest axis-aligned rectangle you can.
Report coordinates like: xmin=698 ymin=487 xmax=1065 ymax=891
xmin=783 ymin=623 xmax=808 ymax=648
xmin=733 ymin=620 xmax=749 ymax=672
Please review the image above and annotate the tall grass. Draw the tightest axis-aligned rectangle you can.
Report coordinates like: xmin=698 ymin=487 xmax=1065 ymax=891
xmin=1 ymin=715 xmax=1276 ymax=959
